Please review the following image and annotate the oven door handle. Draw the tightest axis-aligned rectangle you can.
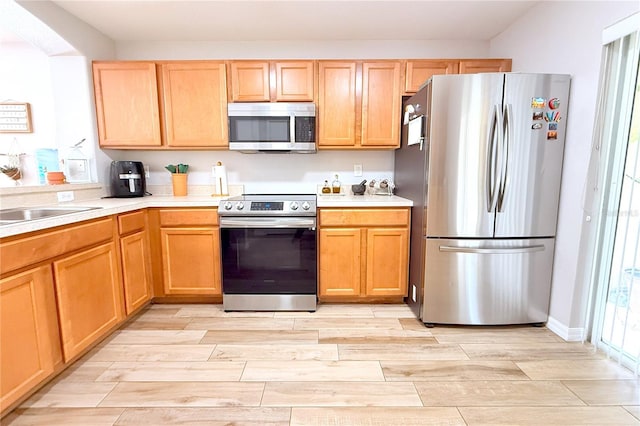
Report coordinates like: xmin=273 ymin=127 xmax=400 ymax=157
xmin=219 ymin=217 xmax=316 ymax=229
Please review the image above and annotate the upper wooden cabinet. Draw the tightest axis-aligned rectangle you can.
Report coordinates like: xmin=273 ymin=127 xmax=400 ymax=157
xmin=160 ymin=62 xmax=228 ymax=148
xmin=229 ymin=61 xmax=270 ymax=101
xmin=458 ymin=59 xmax=512 ymax=74
xmin=93 ymin=61 xmax=229 ymax=149
xmin=404 ymin=60 xmax=459 ymax=94
xmin=274 ymin=61 xmax=315 ymax=101
xmin=229 ymin=60 xmax=315 ymax=102
xmin=361 ymin=61 xmax=402 ymax=148
xmin=317 ymin=61 xmax=358 ymax=147
xmin=404 ymin=59 xmax=512 ymax=94
xmin=93 ymin=62 xmax=162 ymax=148
xmin=318 ymin=60 xmax=402 ymax=149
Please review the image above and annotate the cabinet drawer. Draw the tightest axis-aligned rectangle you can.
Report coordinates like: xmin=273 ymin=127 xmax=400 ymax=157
xmin=118 ymin=210 xmax=146 ymax=235
xmin=0 ymin=218 xmax=114 ymax=275
xmin=159 ymin=208 xmax=218 ymax=226
xmin=320 ymin=208 xmax=409 ymax=227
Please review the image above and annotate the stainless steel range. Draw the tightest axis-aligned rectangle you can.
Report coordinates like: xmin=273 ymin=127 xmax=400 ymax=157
xmin=218 ymin=194 xmax=317 ymax=311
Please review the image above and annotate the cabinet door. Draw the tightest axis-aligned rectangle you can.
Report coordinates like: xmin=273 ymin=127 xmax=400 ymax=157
xmin=0 ymin=266 xmax=61 ymax=412
xmin=161 ymin=62 xmax=228 ymax=148
xmin=274 ymin=61 xmax=315 ymax=101
xmin=361 ymin=61 xmax=402 ymax=148
xmin=365 ymin=228 xmax=409 ymax=297
xmin=54 ymin=243 xmax=124 ymax=361
xmin=229 ymin=61 xmax=270 ymax=102
xmin=120 ymin=230 xmax=152 ymax=315
xmin=317 ymin=61 xmax=358 ymax=147
xmin=160 ymin=227 xmax=221 ymax=295
xmin=319 ymin=228 xmax=362 ymax=297
xmin=93 ymin=62 xmax=162 ymax=148
xmin=405 ymin=60 xmax=458 ymax=94
xmin=458 ymin=59 xmax=512 ymax=74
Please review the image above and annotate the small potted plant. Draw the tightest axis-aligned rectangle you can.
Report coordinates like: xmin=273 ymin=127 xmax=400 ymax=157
xmin=0 ymin=165 xmax=21 ymax=182
xmin=165 ymin=163 xmax=189 ymax=196
xmin=1 ymin=143 xmax=23 ymax=184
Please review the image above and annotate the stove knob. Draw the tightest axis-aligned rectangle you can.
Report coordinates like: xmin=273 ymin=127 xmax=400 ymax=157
xmin=236 ymin=202 xmax=244 ymax=210
xmin=223 ymin=201 xmax=233 ymax=210
xmin=302 ymin=201 xmax=311 ymax=210
xmin=290 ymin=201 xmax=299 ymax=211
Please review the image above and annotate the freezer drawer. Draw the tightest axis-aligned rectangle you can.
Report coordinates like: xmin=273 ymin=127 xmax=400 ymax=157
xmin=421 ymin=238 xmax=554 ymax=325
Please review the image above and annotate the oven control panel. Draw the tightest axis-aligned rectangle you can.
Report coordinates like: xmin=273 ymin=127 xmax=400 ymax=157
xmin=251 ymin=201 xmax=284 ymax=211
xmin=220 ymin=195 xmax=317 ymax=216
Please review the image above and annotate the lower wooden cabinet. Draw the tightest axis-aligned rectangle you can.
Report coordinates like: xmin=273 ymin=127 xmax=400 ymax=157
xmin=319 ymin=228 xmax=362 ymax=297
xmin=365 ymin=228 xmax=409 ymax=296
xmin=120 ymin=231 xmax=152 ymax=313
xmin=160 ymin=227 xmax=221 ymax=295
xmin=118 ymin=210 xmax=152 ymax=314
xmin=319 ymin=208 xmax=409 ymax=301
xmin=156 ymin=208 xmax=221 ymax=296
xmin=0 ymin=266 xmax=62 ymax=412
xmin=53 ymin=242 xmax=124 ymax=361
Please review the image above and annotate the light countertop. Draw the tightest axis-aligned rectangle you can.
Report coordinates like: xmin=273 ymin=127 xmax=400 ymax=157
xmin=0 ymin=193 xmax=412 ymax=238
xmin=316 ymin=194 xmax=412 ymax=208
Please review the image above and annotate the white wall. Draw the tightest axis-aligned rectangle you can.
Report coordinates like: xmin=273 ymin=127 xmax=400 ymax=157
xmin=490 ymin=1 xmax=639 ymax=338
xmin=107 ymin=149 xmax=395 ymax=194
xmin=0 ymin=41 xmax=57 ymax=186
xmin=116 ymin=40 xmax=490 ymax=60
xmin=49 ymin=56 xmax=102 ymax=185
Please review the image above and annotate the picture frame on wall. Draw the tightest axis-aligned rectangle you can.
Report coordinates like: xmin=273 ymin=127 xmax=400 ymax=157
xmin=0 ymin=102 xmax=33 ymax=133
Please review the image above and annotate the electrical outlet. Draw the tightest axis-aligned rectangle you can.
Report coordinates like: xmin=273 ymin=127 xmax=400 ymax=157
xmin=354 ymin=164 xmax=363 ymax=177
xmin=57 ymin=191 xmax=74 ymax=202
xmin=144 ymin=165 xmax=150 ymax=178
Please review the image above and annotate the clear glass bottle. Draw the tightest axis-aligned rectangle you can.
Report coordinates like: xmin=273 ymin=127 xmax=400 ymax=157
xmin=331 ymin=174 xmax=341 ymax=194
xmin=321 ymin=180 xmax=331 ymax=194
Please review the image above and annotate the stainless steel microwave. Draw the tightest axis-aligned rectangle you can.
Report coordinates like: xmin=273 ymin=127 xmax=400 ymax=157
xmin=227 ymin=103 xmax=316 ymax=153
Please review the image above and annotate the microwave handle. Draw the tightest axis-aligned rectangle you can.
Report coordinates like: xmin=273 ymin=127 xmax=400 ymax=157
xmin=290 ymin=115 xmax=296 ymax=144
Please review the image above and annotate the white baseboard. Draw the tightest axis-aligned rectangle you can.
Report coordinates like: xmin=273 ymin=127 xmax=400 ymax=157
xmin=546 ymin=316 xmax=586 ymax=341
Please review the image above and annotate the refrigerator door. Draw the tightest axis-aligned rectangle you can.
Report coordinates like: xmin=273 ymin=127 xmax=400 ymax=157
xmin=395 ymin=89 xmax=430 ymax=317
xmin=421 ymin=237 xmax=555 ymax=325
xmin=495 ymin=73 xmax=570 ymax=238
xmin=426 ymin=73 xmax=504 ymax=238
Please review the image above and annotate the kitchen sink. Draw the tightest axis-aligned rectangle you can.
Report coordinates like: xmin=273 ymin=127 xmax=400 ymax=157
xmin=0 ymin=206 xmax=102 ymax=224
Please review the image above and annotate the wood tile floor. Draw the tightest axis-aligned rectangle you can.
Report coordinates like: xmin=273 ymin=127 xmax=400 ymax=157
xmin=3 ymin=303 xmax=640 ymax=425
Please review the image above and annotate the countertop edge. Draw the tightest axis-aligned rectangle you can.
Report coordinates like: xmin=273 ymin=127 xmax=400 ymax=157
xmin=0 ymin=194 xmax=413 ymax=238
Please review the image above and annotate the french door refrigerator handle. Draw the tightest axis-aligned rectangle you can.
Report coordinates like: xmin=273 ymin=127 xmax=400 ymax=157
xmin=439 ymin=244 xmax=545 ymax=254
xmin=486 ymin=104 xmax=503 ymax=213
xmin=497 ymin=103 xmax=512 ymax=212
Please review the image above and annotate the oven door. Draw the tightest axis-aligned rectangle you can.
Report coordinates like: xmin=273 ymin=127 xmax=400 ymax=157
xmin=220 ymin=217 xmax=317 ymax=295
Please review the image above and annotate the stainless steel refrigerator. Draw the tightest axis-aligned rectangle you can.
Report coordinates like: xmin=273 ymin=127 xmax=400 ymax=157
xmin=395 ymin=73 xmax=570 ymax=325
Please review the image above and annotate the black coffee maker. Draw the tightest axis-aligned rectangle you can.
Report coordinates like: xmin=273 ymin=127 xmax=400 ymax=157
xmin=110 ymin=161 xmax=145 ymax=197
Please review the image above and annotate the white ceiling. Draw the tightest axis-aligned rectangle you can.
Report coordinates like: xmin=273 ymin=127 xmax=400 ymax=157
xmin=50 ymin=0 xmax=539 ymax=42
